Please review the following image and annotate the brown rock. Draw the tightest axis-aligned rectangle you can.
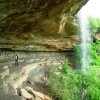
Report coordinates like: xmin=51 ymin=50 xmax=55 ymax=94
xmin=0 ymin=0 xmax=89 ymax=51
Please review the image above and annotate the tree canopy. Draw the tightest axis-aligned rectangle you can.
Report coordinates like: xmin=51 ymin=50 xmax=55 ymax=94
xmin=88 ymin=16 xmax=100 ymax=34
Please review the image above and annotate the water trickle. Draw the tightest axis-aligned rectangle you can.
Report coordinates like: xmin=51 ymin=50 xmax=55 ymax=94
xmin=78 ymin=7 xmax=91 ymax=71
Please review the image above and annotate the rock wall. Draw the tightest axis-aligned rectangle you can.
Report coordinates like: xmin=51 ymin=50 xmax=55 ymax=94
xmin=0 ymin=50 xmax=76 ymax=68
xmin=0 ymin=0 xmax=88 ymax=51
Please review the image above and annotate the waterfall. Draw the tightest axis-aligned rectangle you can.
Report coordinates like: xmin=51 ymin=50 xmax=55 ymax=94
xmin=78 ymin=7 xmax=91 ymax=71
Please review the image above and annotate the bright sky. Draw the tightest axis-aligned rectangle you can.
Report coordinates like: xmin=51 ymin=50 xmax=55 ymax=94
xmin=80 ymin=0 xmax=100 ymax=18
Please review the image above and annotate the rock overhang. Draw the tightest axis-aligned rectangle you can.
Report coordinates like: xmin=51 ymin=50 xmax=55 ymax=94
xmin=0 ymin=0 xmax=89 ymax=51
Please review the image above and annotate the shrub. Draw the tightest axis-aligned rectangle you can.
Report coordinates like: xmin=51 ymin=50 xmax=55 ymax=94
xmin=48 ymin=41 xmax=100 ymax=100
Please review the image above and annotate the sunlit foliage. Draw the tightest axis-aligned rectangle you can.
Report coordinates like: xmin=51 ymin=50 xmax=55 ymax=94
xmin=88 ymin=16 xmax=100 ymax=34
xmin=48 ymin=41 xmax=100 ymax=100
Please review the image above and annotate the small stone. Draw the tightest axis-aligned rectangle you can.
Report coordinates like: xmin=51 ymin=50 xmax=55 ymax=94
xmin=21 ymin=88 xmax=33 ymax=100
xmin=3 ymin=66 xmax=8 ymax=70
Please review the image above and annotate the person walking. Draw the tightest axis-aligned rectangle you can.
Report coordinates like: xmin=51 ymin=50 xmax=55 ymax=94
xmin=15 ymin=55 xmax=18 ymax=66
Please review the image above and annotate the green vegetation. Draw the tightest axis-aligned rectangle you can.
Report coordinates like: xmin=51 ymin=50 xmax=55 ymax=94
xmin=88 ymin=17 xmax=100 ymax=34
xmin=48 ymin=42 xmax=100 ymax=100
xmin=47 ymin=16 xmax=100 ymax=100
xmin=89 ymin=41 xmax=100 ymax=67
xmin=74 ymin=44 xmax=82 ymax=69
xmin=48 ymin=60 xmax=81 ymax=100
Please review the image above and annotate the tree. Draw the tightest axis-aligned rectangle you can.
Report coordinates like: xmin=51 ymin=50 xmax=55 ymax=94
xmin=88 ymin=16 xmax=100 ymax=34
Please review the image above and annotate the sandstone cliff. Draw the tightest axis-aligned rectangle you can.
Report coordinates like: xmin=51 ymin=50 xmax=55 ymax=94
xmin=0 ymin=0 xmax=88 ymax=51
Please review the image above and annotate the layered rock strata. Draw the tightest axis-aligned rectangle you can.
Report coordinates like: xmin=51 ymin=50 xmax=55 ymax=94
xmin=0 ymin=0 xmax=88 ymax=51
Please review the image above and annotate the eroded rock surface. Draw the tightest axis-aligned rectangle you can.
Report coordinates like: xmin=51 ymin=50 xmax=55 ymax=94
xmin=0 ymin=0 xmax=88 ymax=51
xmin=0 ymin=51 xmax=72 ymax=100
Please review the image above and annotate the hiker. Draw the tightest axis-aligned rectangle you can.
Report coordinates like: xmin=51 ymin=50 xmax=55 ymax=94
xmin=15 ymin=55 xmax=18 ymax=66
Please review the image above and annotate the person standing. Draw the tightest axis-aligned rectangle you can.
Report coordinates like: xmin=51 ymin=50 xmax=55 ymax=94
xmin=15 ymin=55 xmax=18 ymax=66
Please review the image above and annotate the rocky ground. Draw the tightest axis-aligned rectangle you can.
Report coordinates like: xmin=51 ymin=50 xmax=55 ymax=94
xmin=0 ymin=51 xmax=68 ymax=100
